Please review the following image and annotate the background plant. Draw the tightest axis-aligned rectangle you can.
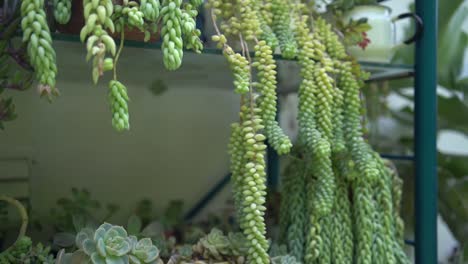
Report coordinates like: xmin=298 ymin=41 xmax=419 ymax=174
xmin=360 ymin=0 xmax=468 ymax=259
xmin=0 ymin=0 xmax=34 ymax=130
xmin=0 ymin=196 xmax=55 ymax=263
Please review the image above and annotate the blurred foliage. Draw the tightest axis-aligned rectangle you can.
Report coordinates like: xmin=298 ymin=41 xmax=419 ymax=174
xmin=326 ymin=0 xmax=379 ymax=11
xmin=48 ymin=188 xmax=119 ymax=251
xmin=367 ymin=0 xmax=468 ymax=260
xmin=0 ymin=0 xmax=34 ymax=130
xmin=50 ymin=188 xmax=119 ymax=233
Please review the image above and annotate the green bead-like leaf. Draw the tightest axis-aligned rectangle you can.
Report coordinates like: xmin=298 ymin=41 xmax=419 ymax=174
xmin=127 ymin=215 xmax=142 ymax=236
xmin=129 ymin=255 xmax=142 ymax=264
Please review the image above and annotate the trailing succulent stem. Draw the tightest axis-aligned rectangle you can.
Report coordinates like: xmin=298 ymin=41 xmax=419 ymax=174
xmin=208 ymin=0 xmax=296 ymax=263
xmin=53 ymin=0 xmax=72 ymax=24
xmin=276 ymin=4 xmax=411 ymax=264
xmin=21 ymin=0 xmax=58 ymax=99
xmin=108 ymin=31 xmax=130 ymax=132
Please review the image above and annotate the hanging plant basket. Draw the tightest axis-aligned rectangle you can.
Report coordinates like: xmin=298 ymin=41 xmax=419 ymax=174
xmin=54 ymin=0 xmax=160 ymax=42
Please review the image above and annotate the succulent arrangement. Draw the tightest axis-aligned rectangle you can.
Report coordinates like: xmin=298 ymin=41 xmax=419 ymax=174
xmin=58 ymin=222 xmax=162 ymax=264
xmin=0 ymin=0 xmax=414 ymax=263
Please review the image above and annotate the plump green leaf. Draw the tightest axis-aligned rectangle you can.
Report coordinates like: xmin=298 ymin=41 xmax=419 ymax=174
xmin=105 ymin=255 xmax=129 ymax=264
xmin=140 ymin=221 xmax=163 ymax=237
xmin=438 ymin=95 xmax=468 ymax=134
xmin=94 ymin=226 xmax=109 ymax=242
xmin=129 ymin=255 xmax=142 ymax=264
xmin=77 ymin=228 xmax=95 ymax=248
xmin=91 ymin=252 xmax=107 ymax=264
xmin=97 ymin=238 xmax=107 ymax=257
xmin=73 ymin=214 xmax=87 ymax=232
xmin=71 ymin=250 xmax=92 ymax=264
xmin=105 ymin=239 xmax=131 ymax=256
xmin=129 ymin=236 xmax=138 ymax=249
xmin=105 ymin=226 xmax=128 ymax=241
xmin=55 ymin=249 xmax=72 ymax=264
xmin=136 ymin=238 xmax=153 ymax=248
xmin=83 ymin=239 xmax=97 ymax=255
xmin=127 ymin=215 xmax=142 ymax=236
xmin=131 ymin=237 xmax=159 ymax=263
xmin=438 ymin=2 xmax=468 ymax=89
xmin=54 ymin=232 xmax=77 ymax=248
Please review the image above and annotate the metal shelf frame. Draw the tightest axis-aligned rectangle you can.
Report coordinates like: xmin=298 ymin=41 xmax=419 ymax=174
xmin=414 ymin=0 xmax=438 ymax=263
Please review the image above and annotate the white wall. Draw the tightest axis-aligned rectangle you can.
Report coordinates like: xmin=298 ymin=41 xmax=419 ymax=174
xmin=0 ymin=40 xmax=238 ymax=224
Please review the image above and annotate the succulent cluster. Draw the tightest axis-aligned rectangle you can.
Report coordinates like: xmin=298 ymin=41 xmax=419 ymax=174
xmin=70 ymin=223 xmax=162 ymax=264
xmin=160 ymin=0 xmax=203 ymax=70
xmin=278 ymin=9 xmax=409 ymax=264
xmin=108 ymin=80 xmax=130 ymax=131
xmin=0 ymin=237 xmax=55 ymax=264
xmin=271 ymin=0 xmax=297 ymax=59
xmin=208 ymin=0 xmax=296 ymax=262
xmin=80 ymin=0 xmax=116 ymax=84
xmin=12 ymin=0 xmax=203 ymax=132
xmin=205 ymin=0 xmax=410 ymax=263
xmin=193 ymin=229 xmax=248 ymax=262
xmin=140 ymin=0 xmax=160 ymax=22
xmin=0 ymin=196 xmax=55 ymax=264
xmin=0 ymin=237 xmax=33 ymax=263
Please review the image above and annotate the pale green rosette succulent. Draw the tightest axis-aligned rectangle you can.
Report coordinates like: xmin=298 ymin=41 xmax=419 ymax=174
xmin=227 ymin=232 xmax=249 ymax=256
xmin=193 ymin=228 xmax=230 ymax=260
xmin=128 ymin=236 xmax=160 ymax=264
xmin=76 ymin=223 xmax=132 ymax=264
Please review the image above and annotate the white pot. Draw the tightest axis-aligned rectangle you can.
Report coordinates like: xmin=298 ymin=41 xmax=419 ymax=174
xmin=343 ymin=5 xmax=422 ymax=63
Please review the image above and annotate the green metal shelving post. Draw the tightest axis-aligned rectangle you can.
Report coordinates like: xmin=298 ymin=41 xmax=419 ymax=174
xmin=414 ymin=0 xmax=438 ymax=263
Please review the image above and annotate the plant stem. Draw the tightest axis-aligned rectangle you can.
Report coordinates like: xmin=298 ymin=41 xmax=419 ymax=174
xmin=113 ymin=30 xmax=125 ymax=80
xmin=0 ymin=196 xmax=28 ymax=251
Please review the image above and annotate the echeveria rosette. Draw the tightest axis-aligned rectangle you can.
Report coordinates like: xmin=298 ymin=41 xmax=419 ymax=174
xmin=193 ymin=228 xmax=230 ymax=260
xmin=128 ymin=236 xmax=160 ymax=264
xmin=227 ymin=232 xmax=249 ymax=257
xmin=76 ymin=223 xmax=132 ymax=264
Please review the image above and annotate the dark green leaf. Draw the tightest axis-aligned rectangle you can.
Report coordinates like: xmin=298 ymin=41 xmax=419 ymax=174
xmin=438 ymin=96 xmax=468 ymax=133
xmin=127 ymin=214 xmax=142 ymax=236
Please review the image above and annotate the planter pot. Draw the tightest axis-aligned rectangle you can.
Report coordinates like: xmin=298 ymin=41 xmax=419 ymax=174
xmin=342 ymin=5 xmax=422 ymax=63
xmin=55 ymin=0 xmax=159 ymax=42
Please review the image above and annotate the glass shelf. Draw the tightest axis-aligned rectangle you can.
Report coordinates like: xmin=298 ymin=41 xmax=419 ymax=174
xmin=50 ymin=33 xmax=414 ymax=93
xmin=53 ymin=33 xmax=413 ymax=74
